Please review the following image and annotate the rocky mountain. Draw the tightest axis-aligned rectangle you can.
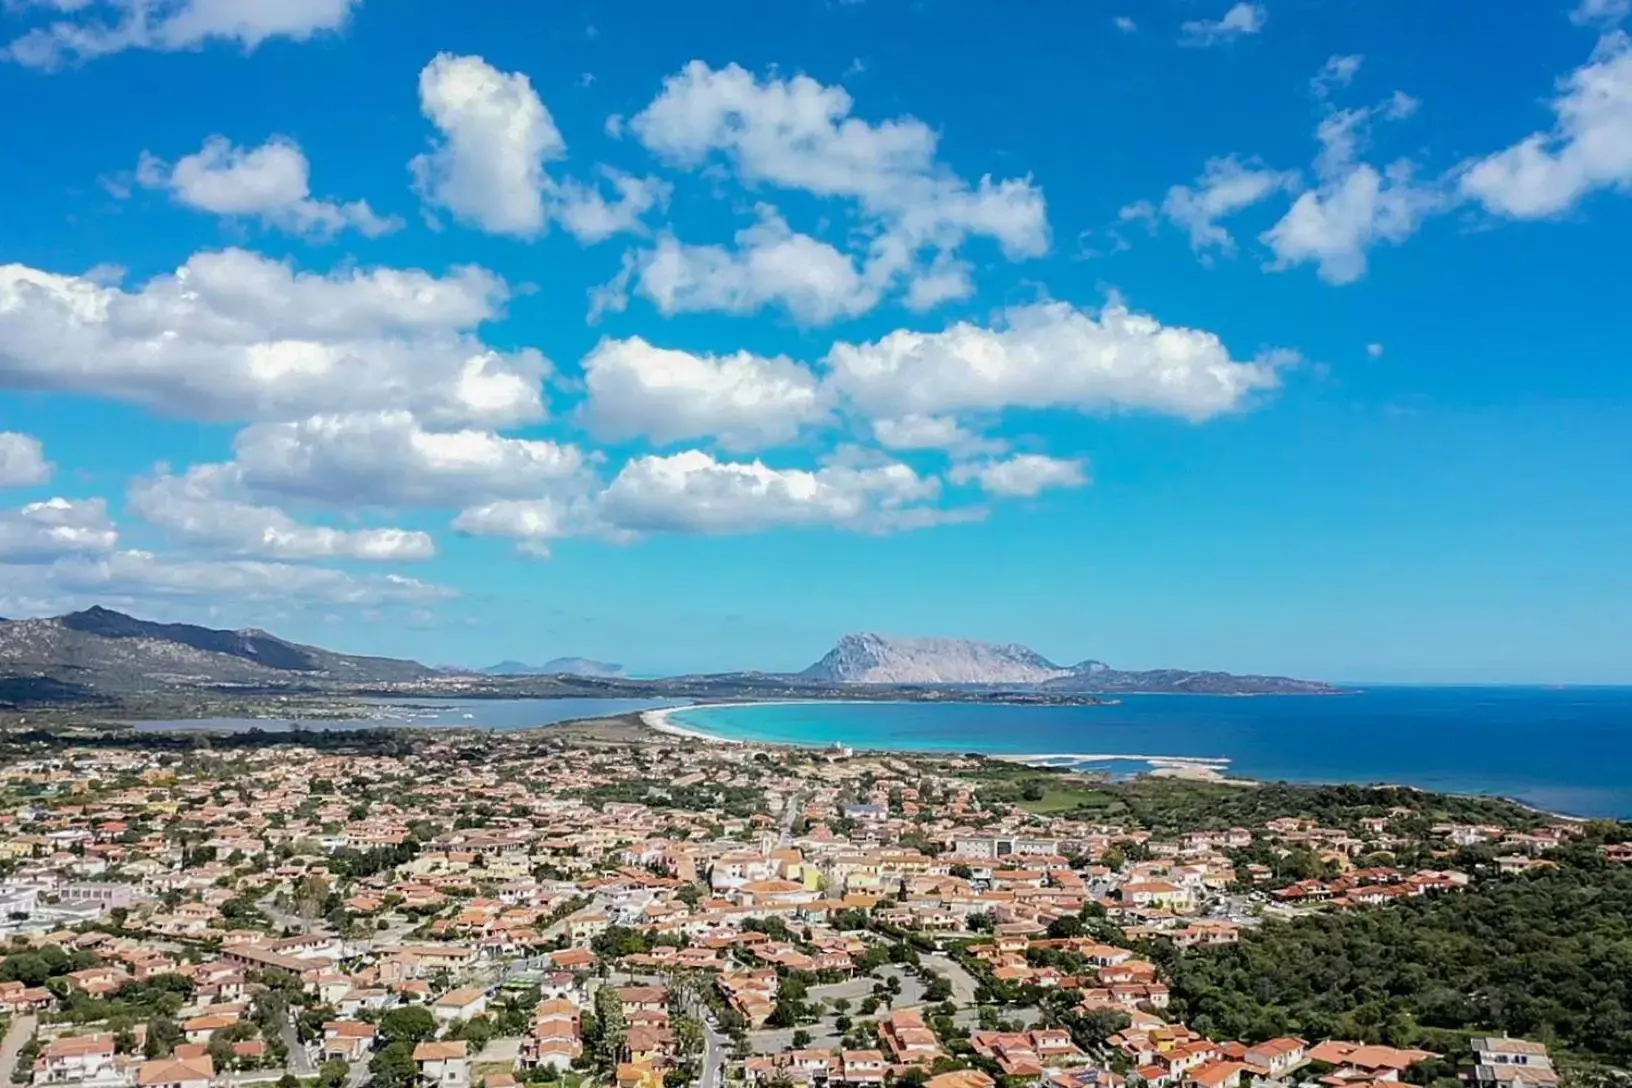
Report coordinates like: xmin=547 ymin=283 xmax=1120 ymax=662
xmin=482 ymin=657 xmax=625 ymax=678
xmin=0 ymin=606 xmax=437 ymax=693
xmin=801 ymin=633 xmax=1073 ymax=685
xmin=801 ymin=632 xmax=1334 ymax=694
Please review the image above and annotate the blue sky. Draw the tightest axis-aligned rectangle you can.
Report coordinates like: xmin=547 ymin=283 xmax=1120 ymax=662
xmin=1 ymin=0 xmax=1629 ymax=682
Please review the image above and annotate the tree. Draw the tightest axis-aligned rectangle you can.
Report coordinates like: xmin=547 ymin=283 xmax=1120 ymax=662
xmin=144 ymin=1016 xmax=183 ymax=1059
xmin=1046 ymin=916 xmax=1084 ymax=940
xmin=673 ymin=1016 xmax=704 ymax=1061
xmin=593 ymin=985 xmax=627 ymax=1068
xmin=318 ymin=1060 xmax=349 ymax=1088
xmin=379 ymin=1005 xmax=438 ymax=1046
xmin=791 ymin=1030 xmax=812 ymax=1048
xmin=369 ymin=1041 xmax=419 ymax=1088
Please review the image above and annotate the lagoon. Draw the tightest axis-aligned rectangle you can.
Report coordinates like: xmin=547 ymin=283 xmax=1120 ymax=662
xmin=130 ymin=696 xmax=687 ymax=733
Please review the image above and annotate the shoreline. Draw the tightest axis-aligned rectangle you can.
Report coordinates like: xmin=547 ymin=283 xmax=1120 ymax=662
xmin=632 ymin=701 xmax=1603 ymax=816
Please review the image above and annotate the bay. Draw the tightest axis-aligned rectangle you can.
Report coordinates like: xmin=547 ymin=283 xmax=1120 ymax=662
xmin=666 ymin=687 xmax=1632 ymax=818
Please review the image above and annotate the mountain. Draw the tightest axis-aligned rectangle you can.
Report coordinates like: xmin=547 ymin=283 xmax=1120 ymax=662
xmin=800 ymin=632 xmax=1334 ymax=694
xmin=0 ymin=606 xmax=437 ymax=693
xmin=482 ymin=657 xmax=625 ymax=678
xmin=802 ymin=633 xmax=1072 ymax=685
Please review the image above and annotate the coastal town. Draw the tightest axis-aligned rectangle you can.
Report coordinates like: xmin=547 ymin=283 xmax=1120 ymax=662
xmin=0 ymin=725 xmax=1625 ymax=1088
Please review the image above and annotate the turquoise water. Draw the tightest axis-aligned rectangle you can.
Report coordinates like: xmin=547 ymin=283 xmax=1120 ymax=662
xmin=669 ymin=688 xmax=1632 ymax=818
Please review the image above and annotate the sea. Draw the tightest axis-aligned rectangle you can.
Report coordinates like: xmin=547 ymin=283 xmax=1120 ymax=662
xmin=124 ymin=687 xmax=1632 ymax=819
xmin=665 ymin=687 xmax=1632 ymax=819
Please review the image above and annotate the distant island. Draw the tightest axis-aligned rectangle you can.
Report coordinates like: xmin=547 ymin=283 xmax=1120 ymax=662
xmin=0 ymin=608 xmax=1337 ymax=717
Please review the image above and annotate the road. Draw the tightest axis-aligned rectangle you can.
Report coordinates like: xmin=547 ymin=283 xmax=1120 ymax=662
xmin=280 ymin=1010 xmax=316 ymax=1077
xmin=921 ymin=954 xmax=980 ymax=1006
xmin=0 ymin=1015 xmax=36 ymax=1086
xmin=701 ymin=1019 xmax=730 ymax=1088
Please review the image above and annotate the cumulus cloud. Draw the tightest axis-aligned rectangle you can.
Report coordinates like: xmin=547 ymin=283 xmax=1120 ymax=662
xmin=1460 ymin=32 xmax=1632 ymax=219
xmin=0 ymin=248 xmax=546 ymax=426
xmin=451 ymin=498 xmax=579 ymax=558
xmin=0 ymin=497 xmax=118 ymax=562
xmin=605 ymin=208 xmax=889 ymax=325
xmin=1571 ymin=0 xmax=1629 ymax=28
xmin=3 ymin=0 xmax=361 ymax=70
xmin=869 ymin=415 xmax=1003 ymax=456
xmin=0 ymin=432 xmax=52 ymax=487
xmin=552 ymin=169 xmax=672 ymax=243
xmin=1179 ymin=3 xmax=1266 ymax=47
xmin=950 ymin=454 xmax=1088 ymax=498
xmin=128 ymin=463 xmax=435 ymax=561
xmin=619 ymin=61 xmax=1048 ymax=318
xmin=411 ymin=52 xmax=564 ymax=237
xmin=1160 ymin=155 xmax=1300 ymax=254
xmin=596 ymin=450 xmax=944 ymax=535
xmin=579 ymin=336 xmax=827 ymax=451
xmin=1261 ymin=94 xmax=1441 ymax=284
xmin=825 ymin=301 xmax=1284 ymax=424
xmin=233 ymin=410 xmax=589 ymax=508
xmin=32 ymin=550 xmax=452 ymax=606
xmin=136 ymin=136 xmax=400 ymax=240
xmin=411 ymin=53 xmax=665 ymax=241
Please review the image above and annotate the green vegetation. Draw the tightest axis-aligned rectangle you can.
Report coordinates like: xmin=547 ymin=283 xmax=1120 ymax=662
xmin=1150 ymin=852 xmax=1632 ymax=1067
xmin=956 ymin=763 xmax=1544 ymax=832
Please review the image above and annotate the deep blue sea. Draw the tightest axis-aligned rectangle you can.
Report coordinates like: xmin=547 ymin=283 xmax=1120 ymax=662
xmin=668 ymin=688 xmax=1632 ymax=818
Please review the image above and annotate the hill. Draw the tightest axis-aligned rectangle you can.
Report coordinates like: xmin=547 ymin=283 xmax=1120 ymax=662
xmin=801 ymin=632 xmax=1333 ymax=693
xmin=0 ymin=606 xmax=438 ymax=694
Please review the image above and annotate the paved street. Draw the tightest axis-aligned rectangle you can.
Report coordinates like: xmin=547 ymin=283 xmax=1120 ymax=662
xmin=280 ymin=1010 xmax=316 ymax=1077
xmin=0 ymin=1015 xmax=37 ymax=1086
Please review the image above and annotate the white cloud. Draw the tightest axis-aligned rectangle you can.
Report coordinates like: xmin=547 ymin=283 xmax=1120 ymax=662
xmin=1262 ymin=163 xmax=1439 ymax=283
xmin=233 ymin=410 xmax=588 ymax=508
xmin=1459 ymin=32 xmax=1632 ymax=219
xmin=451 ymin=498 xmax=576 ymax=558
xmin=552 ymin=169 xmax=671 ymax=243
xmin=595 ymin=450 xmax=944 ymax=535
xmin=622 ymin=61 xmax=1048 ymax=317
xmin=825 ymin=301 xmax=1284 ymax=424
xmin=1179 ymin=2 xmax=1266 ymax=47
xmin=0 ymin=432 xmax=52 ymax=486
xmin=0 ymin=497 xmax=117 ymax=562
xmin=4 ymin=0 xmax=361 ymax=70
xmin=612 ymin=208 xmax=889 ymax=325
xmin=1311 ymin=54 xmax=1364 ymax=99
xmin=870 ymin=415 xmax=1003 ymax=455
xmin=34 ymin=550 xmax=452 ymax=605
xmin=1261 ymin=94 xmax=1441 ymax=284
xmin=128 ymin=463 xmax=435 ymax=561
xmin=950 ymin=454 xmax=1089 ymax=497
xmin=411 ymin=52 xmax=565 ymax=238
xmin=137 ymin=136 xmax=400 ymax=239
xmin=1571 ymin=0 xmax=1629 ymax=28
xmin=1114 ymin=16 xmax=1137 ymax=32
xmin=1366 ymin=342 xmax=1385 ymax=358
xmin=579 ymin=336 xmax=827 ymax=451
xmin=411 ymin=52 xmax=663 ymax=242
xmin=0 ymin=248 xmax=545 ymax=426
xmin=1161 ymin=155 xmax=1300 ymax=254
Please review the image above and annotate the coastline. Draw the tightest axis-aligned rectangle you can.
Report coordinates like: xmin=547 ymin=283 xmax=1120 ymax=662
xmin=631 ymin=699 xmax=1609 ymax=816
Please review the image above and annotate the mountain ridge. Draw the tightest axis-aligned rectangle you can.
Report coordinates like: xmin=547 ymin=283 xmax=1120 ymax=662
xmin=0 ymin=608 xmax=1335 ymax=703
xmin=800 ymin=631 xmax=1332 ymax=694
